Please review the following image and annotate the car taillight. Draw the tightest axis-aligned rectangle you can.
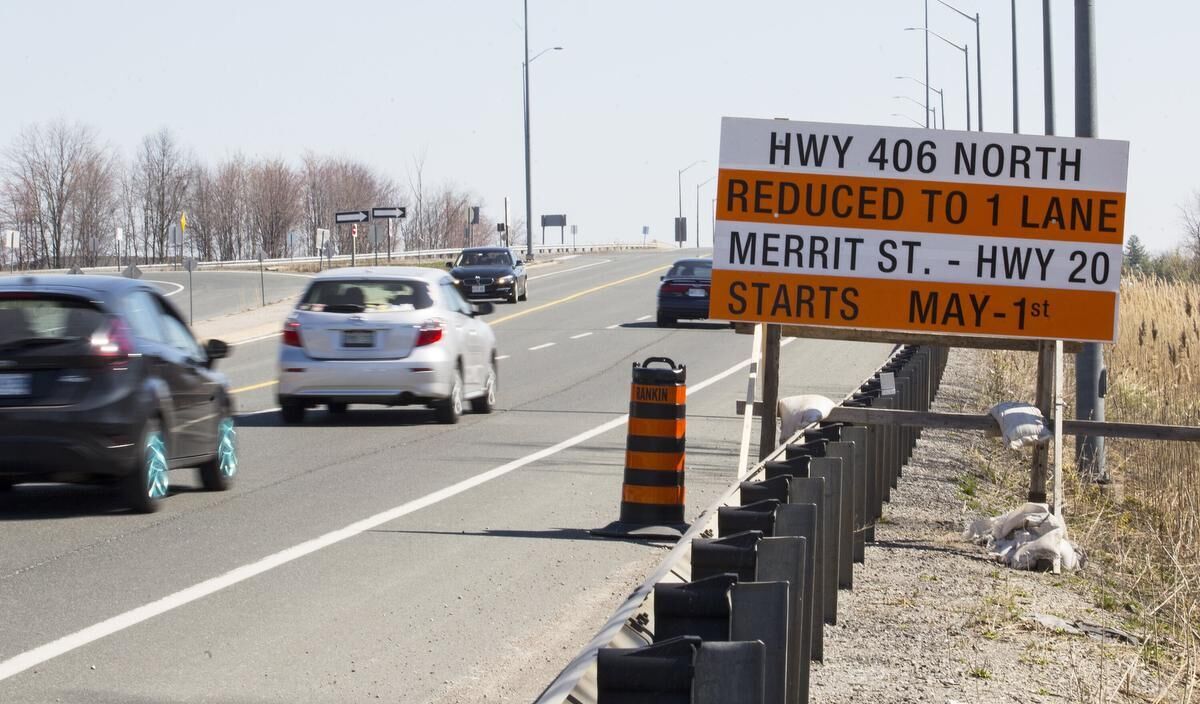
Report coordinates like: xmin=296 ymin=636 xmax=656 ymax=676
xmin=660 ymin=283 xmax=690 ymax=294
xmin=415 ymin=320 xmax=444 ymax=346
xmin=282 ymin=320 xmax=303 ymax=347
xmin=91 ymin=317 xmax=134 ymax=361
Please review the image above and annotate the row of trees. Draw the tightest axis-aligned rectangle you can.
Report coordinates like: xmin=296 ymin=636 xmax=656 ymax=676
xmin=0 ymin=120 xmax=506 ymax=269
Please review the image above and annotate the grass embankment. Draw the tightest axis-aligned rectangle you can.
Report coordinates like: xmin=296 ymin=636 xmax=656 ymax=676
xmin=977 ymin=276 xmax=1199 ymax=698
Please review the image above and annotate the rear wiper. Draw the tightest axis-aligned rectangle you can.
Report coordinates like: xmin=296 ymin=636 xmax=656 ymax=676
xmin=0 ymin=336 xmax=81 ymax=352
xmin=323 ymin=304 xmax=366 ymax=313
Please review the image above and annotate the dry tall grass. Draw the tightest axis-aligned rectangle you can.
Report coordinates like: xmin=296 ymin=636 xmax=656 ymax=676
xmin=982 ymin=275 xmax=1200 ymax=700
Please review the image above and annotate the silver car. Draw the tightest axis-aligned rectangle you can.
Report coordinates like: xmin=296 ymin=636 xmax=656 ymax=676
xmin=276 ymin=267 xmax=497 ymax=424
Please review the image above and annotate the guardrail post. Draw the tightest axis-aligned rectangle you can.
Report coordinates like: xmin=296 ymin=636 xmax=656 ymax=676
xmin=654 ymin=573 xmax=737 ymax=642
xmin=719 ymin=499 xmax=780 ymax=538
xmin=740 ymin=476 xmax=790 ymax=505
xmin=730 ymin=581 xmax=790 ymax=704
xmin=757 ymin=536 xmax=809 ymax=704
xmin=839 ymin=426 xmax=870 ymax=562
xmin=694 ymin=641 xmax=767 ymax=704
xmin=775 ymin=502 xmax=820 ymax=667
xmin=692 ymin=531 xmax=762 ymax=582
xmin=596 ymin=635 xmax=699 ymax=701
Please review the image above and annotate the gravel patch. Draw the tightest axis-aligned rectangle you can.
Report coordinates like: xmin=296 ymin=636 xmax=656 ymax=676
xmin=811 ymin=347 xmax=1169 ymax=704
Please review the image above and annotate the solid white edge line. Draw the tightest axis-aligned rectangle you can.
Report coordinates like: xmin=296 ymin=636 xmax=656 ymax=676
xmin=528 ymin=342 xmax=556 ymax=351
xmin=0 ymin=345 xmax=775 ymax=683
xmin=144 ymin=280 xmax=186 ymax=298
xmin=605 ymin=324 xmax=620 ymax=329
xmin=528 ymin=259 xmax=611 ymax=281
xmin=635 ymin=315 xmax=651 ymax=321
xmin=496 ymin=355 xmax=511 ymax=360
xmin=569 ymin=332 xmax=593 ymax=340
xmin=230 ymin=332 xmax=281 ymax=347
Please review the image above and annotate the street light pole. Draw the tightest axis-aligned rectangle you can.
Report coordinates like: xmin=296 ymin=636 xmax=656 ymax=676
xmin=924 ymin=0 xmax=930 ymax=128
xmin=523 ymin=0 xmax=532 ymax=261
xmin=937 ymin=0 xmax=984 ymax=131
xmin=1043 ymin=0 xmax=1055 ymax=136
xmin=890 ymin=113 xmax=926 ymax=128
xmin=696 ymin=176 xmax=715 ymax=249
xmin=896 ymin=77 xmax=946 ymax=129
xmin=906 ymin=28 xmax=970 ymax=129
xmin=1012 ymin=0 xmax=1020 ymax=133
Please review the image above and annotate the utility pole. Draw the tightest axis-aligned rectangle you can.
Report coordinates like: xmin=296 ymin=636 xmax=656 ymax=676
xmin=1043 ymin=0 xmax=1054 ymax=136
xmin=522 ymin=0 xmax=533 ymax=261
xmin=924 ymin=0 xmax=931 ymax=128
xmin=1074 ymin=0 xmax=1107 ymax=482
xmin=1011 ymin=0 xmax=1020 ymax=133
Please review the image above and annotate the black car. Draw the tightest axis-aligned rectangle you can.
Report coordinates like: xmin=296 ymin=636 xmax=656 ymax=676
xmin=447 ymin=247 xmax=528 ymax=303
xmin=0 ymin=275 xmax=236 ymax=513
xmin=656 ymin=258 xmax=713 ymax=327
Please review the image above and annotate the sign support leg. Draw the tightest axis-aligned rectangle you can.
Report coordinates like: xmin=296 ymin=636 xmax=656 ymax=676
xmin=1053 ymin=340 xmax=1065 ymax=516
xmin=758 ymin=324 xmax=782 ymax=460
xmin=1029 ymin=341 xmax=1055 ymax=503
xmin=737 ymin=324 xmax=763 ymax=480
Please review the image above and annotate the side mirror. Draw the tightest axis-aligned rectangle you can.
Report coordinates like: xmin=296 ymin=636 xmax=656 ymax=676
xmin=444 ymin=261 xmax=454 ymax=269
xmin=204 ymin=339 xmax=230 ymax=366
xmin=514 ymin=260 xmax=523 ymax=267
xmin=471 ymin=301 xmax=495 ymax=317
xmin=659 ymin=275 xmax=665 ymax=281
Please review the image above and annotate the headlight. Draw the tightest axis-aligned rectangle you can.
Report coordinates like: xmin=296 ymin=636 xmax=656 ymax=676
xmin=497 ymin=275 xmax=515 ymax=284
xmin=451 ymin=278 xmax=461 ymax=285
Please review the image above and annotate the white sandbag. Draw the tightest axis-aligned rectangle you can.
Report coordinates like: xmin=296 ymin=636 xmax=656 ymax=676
xmin=777 ymin=394 xmax=836 ymax=439
xmin=989 ymin=401 xmax=1052 ymax=450
xmin=963 ymin=503 xmax=1084 ymax=572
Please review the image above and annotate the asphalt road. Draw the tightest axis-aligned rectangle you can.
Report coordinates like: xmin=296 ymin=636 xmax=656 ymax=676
xmin=142 ymin=270 xmax=311 ymax=322
xmin=0 ymin=250 xmax=892 ymax=703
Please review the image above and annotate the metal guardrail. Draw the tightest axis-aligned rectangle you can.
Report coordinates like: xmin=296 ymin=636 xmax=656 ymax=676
xmin=536 ymin=344 xmax=950 ymax=704
xmin=3 ymin=242 xmax=665 ymax=276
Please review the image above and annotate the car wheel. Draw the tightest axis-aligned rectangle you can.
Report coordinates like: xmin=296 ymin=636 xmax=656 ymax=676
xmin=507 ymin=285 xmax=518 ymax=304
xmin=199 ymin=417 xmax=238 ymax=491
xmin=470 ymin=361 xmax=497 ymax=414
xmin=518 ymin=279 xmax=528 ymax=301
xmin=436 ymin=369 xmax=464 ymax=424
xmin=327 ymin=402 xmax=348 ymax=415
xmin=657 ymin=313 xmax=675 ymax=328
xmin=281 ymin=400 xmax=305 ymax=424
xmin=123 ymin=417 xmax=168 ymax=513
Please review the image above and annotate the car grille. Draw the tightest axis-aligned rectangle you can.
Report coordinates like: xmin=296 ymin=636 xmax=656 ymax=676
xmin=467 ymin=277 xmax=496 ymax=285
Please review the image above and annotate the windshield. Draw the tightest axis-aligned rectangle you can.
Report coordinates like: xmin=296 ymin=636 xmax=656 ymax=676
xmin=456 ymin=251 xmax=512 ymax=267
xmin=298 ymin=280 xmax=433 ymax=313
xmin=666 ymin=262 xmax=712 ymax=280
xmin=0 ymin=294 xmax=105 ymax=348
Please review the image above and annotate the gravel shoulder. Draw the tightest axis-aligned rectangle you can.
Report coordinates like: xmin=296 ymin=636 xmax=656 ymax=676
xmin=811 ymin=347 xmax=1169 ymax=703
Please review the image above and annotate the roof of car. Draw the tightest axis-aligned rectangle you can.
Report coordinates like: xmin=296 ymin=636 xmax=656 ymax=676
xmin=310 ymin=266 xmax=450 ymax=283
xmin=0 ymin=274 xmax=150 ymax=299
xmin=459 ymin=246 xmax=511 ymax=253
xmin=670 ymin=258 xmax=713 ymax=266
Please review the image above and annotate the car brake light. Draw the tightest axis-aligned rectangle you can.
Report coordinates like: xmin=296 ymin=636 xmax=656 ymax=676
xmin=282 ymin=320 xmax=303 ymax=347
xmin=660 ymin=283 xmax=690 ymax=294
xmin=415 ymin=320 xmax=444 ymax=346
xmin=91 ymin=317 xmax=134 ymax=360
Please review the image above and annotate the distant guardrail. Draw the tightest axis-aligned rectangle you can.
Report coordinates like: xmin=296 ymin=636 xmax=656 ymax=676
xmin=3 ymin=242 xmax=670 ymax=276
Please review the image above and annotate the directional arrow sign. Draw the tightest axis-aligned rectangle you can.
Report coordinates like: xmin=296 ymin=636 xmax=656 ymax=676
xmin=372 ymin=207 xmax=407 ymax=219
xmin=335 ymin=210 xmax=370 ymax=224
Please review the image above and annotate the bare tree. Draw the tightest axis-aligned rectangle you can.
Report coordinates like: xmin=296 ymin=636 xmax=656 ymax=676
xmin=1182 ymin=190 xmax=1200 ymax=263
xmin=246 ymin=158 xmax=301 ymax=258
xmin=65 ymin=146 xmax=120 ymax=265
xmin=133 ymin=128 xmax=193 ymax=261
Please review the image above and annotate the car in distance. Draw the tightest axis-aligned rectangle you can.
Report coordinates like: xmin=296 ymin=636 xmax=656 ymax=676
xmin=447 ymin=246 xmax=528 ymax=303
xmin=0 ymin=275 xmax=237 ymax=513
xmin=656 ymin=258 xmax=713 ymax=327
xmin=276 ymin=267 xmax=498 ymax=424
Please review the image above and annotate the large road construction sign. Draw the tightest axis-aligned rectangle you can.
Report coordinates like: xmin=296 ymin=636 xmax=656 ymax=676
xmin=711 ymin=117 xmax=1130 ymax=343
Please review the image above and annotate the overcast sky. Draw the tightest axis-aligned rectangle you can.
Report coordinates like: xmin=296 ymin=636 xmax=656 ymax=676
xmin=1 ymin=1 xmax=1194 ymax=252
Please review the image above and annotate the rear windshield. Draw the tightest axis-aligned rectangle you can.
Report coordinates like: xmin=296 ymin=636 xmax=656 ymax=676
xmin=456 ymin=250 xmax=512 ymax=267
xmin=666 ymin=261 xmax=712 ymax=279
xmin=298 ymin=280 xmax=433 ymax=313
xmin=0 ymin=294 xmax=106 ymax=349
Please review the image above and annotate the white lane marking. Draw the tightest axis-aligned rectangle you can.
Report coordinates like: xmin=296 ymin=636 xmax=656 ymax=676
xmin=145 ymin=280 xmax=185 ymax=297
xmin=235 ymin=407 xmax=280 ymax=417
xmin=0 ymin=348 xmax=776 ymax=683
xmin=0 ymin=347 xmax=772 ymax=678
xmin=636 ymin=315 xmax=652 ymax=321
xmin=528 ymin=342 xmax=556 ymax=351
xmin=605 ymin=324 xmax=620 ymax=329
xmin=569 ymin=332 xmax=593 ymax=340
xmin=496 ymin=355 xmax=511 ymax=360
xmin=557 ymin=254 xmax=580 ymax=261
xmin=528 ymin=259 xmax=611 ymax=281
xmin=231 ymin=332 xmax=281 ymax=346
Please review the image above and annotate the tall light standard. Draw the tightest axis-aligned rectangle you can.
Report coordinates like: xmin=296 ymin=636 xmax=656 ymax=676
xmin=677 ymin=160 xmax=704 ymax=249
xmin=522 ymin=0 xmax=562 ymax=262
xmin=906 ymin=27 xmax=971 ymax=130
xmin=695 ymin=176 xmax=715 ymax=249
xmin=896 ymin=77 xmax=945 ymax=129
xmin=890 ymin=112 xmax=926 ymax=128
xmin=936 ymin=0 xmax=983 ymax=131
xmin=893 ymin=95 xmax=937 ymax=127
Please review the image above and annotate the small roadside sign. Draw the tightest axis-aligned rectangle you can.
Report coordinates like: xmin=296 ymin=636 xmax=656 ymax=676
xmin=541 ymin=214 xmax=566 ymax=228
xmin=335 ymin=210 xmax=370 ymax=224
xmin=711 ymin=117 xmax=1130 ymax=343
xmin=351 ymin=224 xmax=359 ymax=239
xmin=183 ymin=257 xmax=197 ymax=272
xmin=123 ymin=263 xmax=142 ymax=279
xmin=372 ymin=207 xmax=407 ymax=219
xmin=169 ymin=224 xmax=182 ymax=246
xmin=180 ymin=212 xmax=187 ymax=233
xmin=674 ymin=217 xmax=687 ymax=242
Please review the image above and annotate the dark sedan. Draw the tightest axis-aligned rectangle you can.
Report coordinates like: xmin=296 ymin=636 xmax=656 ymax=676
xmin=656 ymin=258 xmax=712 ymax=327
xmin=447 ymin=247 xmax=528 ymax=303
xmin=0 ymin=275 xmax=237 ymax=512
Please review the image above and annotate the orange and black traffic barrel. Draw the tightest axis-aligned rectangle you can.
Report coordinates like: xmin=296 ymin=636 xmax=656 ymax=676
xmin=623 ymin=357 xmax=687 ymax=524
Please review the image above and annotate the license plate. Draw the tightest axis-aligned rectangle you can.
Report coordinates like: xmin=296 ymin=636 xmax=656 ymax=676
xmin=0 ymin=373 xmax=32 ymax=396
xmin=342 ymin=330 xmax=375 ymax=348
xmin=688 ymin=288 xmax=707 ymax=298
xmin=471 ymin=285 xmax=486 ymax=294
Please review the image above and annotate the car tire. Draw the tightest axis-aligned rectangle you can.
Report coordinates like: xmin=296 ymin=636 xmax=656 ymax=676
xmin=122 ymin=417 xmax=168 ymax=513
xmin=198 ymin=417 xmax=238 ymax=491
xmin=507 ymin=285 xmax=518 ymax=304
xmin=436 ymin=369 xmax=464 ymax=424
xmin=470 ymin=361 xmax=497 ymax=414
xmin=280 ymin=400 xmax=305 ymax=424
xmin=327 ymin=402 xmax=348 ymax=415
xmin=518 ymin=279 xmax=528 ymax=301
xmin=657 ymin=313 xmax=675 ymax=328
